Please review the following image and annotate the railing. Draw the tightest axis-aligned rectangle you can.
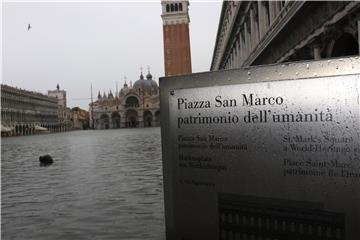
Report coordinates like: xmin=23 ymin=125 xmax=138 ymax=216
xmin=125 ymin=103 xmax=139 ymax=108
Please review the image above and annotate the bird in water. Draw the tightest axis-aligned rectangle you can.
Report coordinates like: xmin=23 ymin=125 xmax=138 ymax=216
xmin=27 ymin=24 xmax=31 ymax=31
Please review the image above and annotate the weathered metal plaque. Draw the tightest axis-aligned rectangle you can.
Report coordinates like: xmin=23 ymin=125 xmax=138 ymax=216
xmin=160 ymin=58 xmax=360 ymax=240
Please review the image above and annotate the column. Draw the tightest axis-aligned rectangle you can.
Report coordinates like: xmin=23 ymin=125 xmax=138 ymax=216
xmin=229 ymin=53 xmax=233 ymax=69
xmin=240 ymin=31 xmax=245 ymax=65
xmin=232 ymin=52 xmax=235 ymax=68
xmin=233 ymin=49 xmax=236 ymax=68
xmin=246 ymin=20 xmax=252 ymax=54
xmin=258 ymin=1 xmax=266 ymax=39
xmin=358 ymin=21 xmax=360 ymax=55
xmin=269 ymin=1 xmax=276 ymax=25
xmin=235 ymin=41 xmax=240 ymax=68
xmin=244 ymin=21 xmax=249 ymax=56
xmin=229 ymin=54 xmax=233 ymax=69
xmin=275 ymin=1 xmax=282 ymax=15
xmin=232 ymin=46 xmax=237 ymax=69
xmin=239 ymin=40 xmax=242 ymax=67
xmin=229 ymin=56 xmax=232 ymax=69
xmin=263 ymin=1 xmax=270 ymax=32
xmin=250 ymin=8 xmax=258 ymax=47
xmin=314 ymin=46 xmax=321 ymax=60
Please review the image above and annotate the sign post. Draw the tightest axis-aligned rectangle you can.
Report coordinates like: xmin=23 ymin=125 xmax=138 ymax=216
xmin=160 ymin=57 xmax=360 ymax=240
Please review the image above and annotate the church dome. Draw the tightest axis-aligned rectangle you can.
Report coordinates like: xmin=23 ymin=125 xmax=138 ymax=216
xmin=146 ymin=72 xmax=153 ymax=80
xmin=120 ymin=82 xmax=130 ymax=96
xmin=133 ymin=72 xmax=158 ymax=91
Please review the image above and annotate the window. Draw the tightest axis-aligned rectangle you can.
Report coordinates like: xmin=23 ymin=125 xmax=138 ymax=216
xmin=179 ymin=3 xmax=183 ymax=11
xmin=125 ymin=96 xmax=139 ymax=108
xmin=166 ymin=4 xmax=169 ymax=12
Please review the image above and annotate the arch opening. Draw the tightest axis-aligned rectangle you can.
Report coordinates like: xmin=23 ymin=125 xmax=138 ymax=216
xmin=100 ymin=114 xmax=110 ymax=129
xmin=111 ymin=112 xmax=121 ymax=129
xmin=143 ymin=111 xmax=153 ymax=127
xmin=331 ymin=33 xmax=359 ymax=58
xmin=126 ymin=109 xmax=138 ymax=128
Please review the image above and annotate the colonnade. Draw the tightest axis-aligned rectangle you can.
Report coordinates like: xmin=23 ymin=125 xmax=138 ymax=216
xmin=212 ymin=1 xmax=360 ymax=71
xmin=216 ymin=1 xmax=289 ymax=70
xmin=1 ymin=122 xmax=71 ymax=137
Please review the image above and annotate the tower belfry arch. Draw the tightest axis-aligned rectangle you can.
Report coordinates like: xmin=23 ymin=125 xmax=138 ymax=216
xmin=161 ymin=0 xmax=192 ymax=76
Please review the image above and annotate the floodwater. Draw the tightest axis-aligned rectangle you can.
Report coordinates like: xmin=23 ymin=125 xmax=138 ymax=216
xmin=1 ymin=128 xmax=165 ymax=240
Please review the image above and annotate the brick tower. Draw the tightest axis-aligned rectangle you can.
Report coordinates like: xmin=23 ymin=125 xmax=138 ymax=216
xmin=161 ymin=1 xmax=192 ymax=76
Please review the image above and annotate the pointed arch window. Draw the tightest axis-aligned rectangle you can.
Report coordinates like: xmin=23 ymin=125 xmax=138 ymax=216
xmin=179 ymin=3 xmax=183 ymax=11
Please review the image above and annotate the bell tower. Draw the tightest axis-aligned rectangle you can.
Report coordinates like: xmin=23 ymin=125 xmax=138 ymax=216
xmin=161 ymin=1 xmax=192 ymax=76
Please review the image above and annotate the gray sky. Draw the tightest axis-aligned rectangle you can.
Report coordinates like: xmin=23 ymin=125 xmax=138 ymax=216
xmin=2 ymin=1 xmax=221 ymax=109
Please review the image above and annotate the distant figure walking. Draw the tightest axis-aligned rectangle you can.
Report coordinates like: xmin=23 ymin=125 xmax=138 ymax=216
xmin=27 ymin=24 xmax=31 ymax=31
xmin=39 ymin=154 xmax=53 ymax=166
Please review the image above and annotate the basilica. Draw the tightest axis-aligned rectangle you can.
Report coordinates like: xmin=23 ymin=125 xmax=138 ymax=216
xmin=89 ymin=71 xmax=160 ymax=129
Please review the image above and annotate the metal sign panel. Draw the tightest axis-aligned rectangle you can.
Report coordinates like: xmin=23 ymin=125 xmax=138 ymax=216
xmin=160 ymin=57 xmax=360 ymax=240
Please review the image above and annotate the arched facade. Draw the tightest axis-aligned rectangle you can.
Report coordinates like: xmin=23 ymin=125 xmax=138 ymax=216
xmin=90 ymin=72 xmax=160 ymax=129
xmin=1 ymin=84 xmax=63 ymax=137
xmin=211 ymin=1 xmax=360 ymax=70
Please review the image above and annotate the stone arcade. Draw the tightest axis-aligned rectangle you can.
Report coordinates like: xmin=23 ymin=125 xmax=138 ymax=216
xmin=89 ymin=71 xmax=160 ymax=129
xmin=1 ymin=84 xmax=60 ymax=136
xmin=211 ymin=1 xmax=360 ymax=70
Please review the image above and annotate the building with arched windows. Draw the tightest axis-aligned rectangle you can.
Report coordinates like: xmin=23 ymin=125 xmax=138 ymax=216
xmin=1 ymin=84 xmax=61 ymax=136
xmin=211 ymin=1 xmax=360 ymax=70
xmin=89 ymin=71 xmax=160 ymax=129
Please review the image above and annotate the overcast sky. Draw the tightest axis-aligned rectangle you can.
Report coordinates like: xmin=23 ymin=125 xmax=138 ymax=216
xmin=2 ymin=1 xmax=221 ymax=109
